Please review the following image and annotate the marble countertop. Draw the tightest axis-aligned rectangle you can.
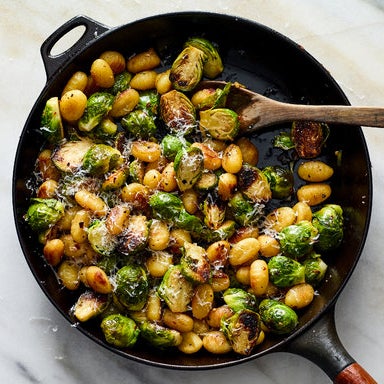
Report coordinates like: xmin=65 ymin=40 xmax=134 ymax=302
xmin=2 ymin=1 xmax=384 ymax=383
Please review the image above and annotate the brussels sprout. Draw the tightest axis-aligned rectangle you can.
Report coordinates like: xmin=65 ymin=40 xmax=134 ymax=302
xmin=223 ymin=288 xmax=258 ymax=312
xmin=160 ymin=90 xmax=197 ymax=135
xmin=175 ymin=209 xmax=205 ymax=234
xmin=25 ymin=198 xmax=65 ymax=232
xmin=262 ymin=165 xmax=294 ymax=199
xmin=170 ymin=45 xmax=206 ymax=91
xmin=129 ymin=159 xmax=146 ymax=183
xmin=207 ymin=220 xmax=236 ymax=242
xmin=158 ymin=265 xmax=194 ymax=313
xmin=174 ymin=146 xmax=204 ymax=192
xmin=101 ymin=314 xmax=140 ymax=348
xmin=273 ymin=131 xmax=295 ymax=151
xmin=268 ymin=255 xmax=305 ymax=288
xmin=185 ymin=37 xmax=224 ymax=79
xmin=238 ymin=164 xmax=272 ymax=203
xmin=101 ymin=165 xmax=130 ymax=191
xmin=221 ymin=309 xmax=261 ymax=355
xmin=194 ymin=171 xmax=218 ymax=192
xmin=109 ymin=71 xmax=132 ymax=95
xmin=52 ymin=139 xmax=94 ymax=173
xmin=78 ymin=92 xmax=115 ymax=132
xmin=180 ymin=242 xmax=210 ymax=284
xmin=160 ymin=134 xmax=190 ymax=161
xmin=91 ymin=117 xmax=118 ymax=141
xmin=278 ymin=221 xmax=318 ymax=259
xmin=259 ymin=299 xmax=298 ymax=334
xmin=303 ymin=254 xmax=328 ymax=286
xmin=137 ymin=90 xmax=160 ymax=115
xmin=228 ymin=192 xmax=263 ymax=226
xmin=114 ymin=264 xmax=149 ymax=311
xmin=118 ymin=215 xmax=149 ymax=255
xmin=202 ymin=192 xmax=226 ymax=230
xmin=87 ymin=220 xmax=117 ymax=256
xmin=40 ymin=97 xmax=64 ymax=144
xmin=139 ymin=321 xmax=182 ymax=348
xmin=312 ymin=204 xmax=344 ymax=252
xmin=82 ymin=144 xmax=122 ymax=176
xmin=199 ymin=108 xmax=239 ymax=141
xmin=73 ymin=291 xmax=110 ymax=322
xmin=121 ymin=109 xmax=157 ymax=139
xmin=149 ymin=191 xmax=183 ymax=221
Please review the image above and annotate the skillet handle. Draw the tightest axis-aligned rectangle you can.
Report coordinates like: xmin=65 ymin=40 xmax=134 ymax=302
xmin=40 ymin=15 xmax=109 ymax=80
xmin=285 ymin=306 xmax=377 ymax=383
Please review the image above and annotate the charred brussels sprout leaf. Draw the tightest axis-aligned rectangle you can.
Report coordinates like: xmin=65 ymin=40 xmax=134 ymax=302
xmin=101 ymin=314 xmax=140 ymax=348
xmin=121 ymin=109 xmax=157 ymax=139
xmin=180 ymin=242 xmax=210 ymax=284
xmin=221 ymin=309 xmax=261 ymax=355
xmin=160 ymin=90 xmax=196 ymax=135
xmin=170 ymin=45 xmax=206 ymax=92
xmin=199 ymin=108 xmax=239 ymax=141
xmin=82 ymin=144 xmax=122 ymax=176
xmin=268 ymin=255 xmax=305 ymax=288
xmin=174 ymin=146 xmax=204 ymax=192
xmin=40 ymin=97 xmax=64 ymax=144
xmin=137 ymin=90 xmax=160 ymax=115
xmin=160 ymin=134 xmax=191 ymax=161
xmin=78 ymin=92 xmax=114 ymax=132
xmin=139 ymin=321 xmax=182 ymax=348
xmin=185 ymin=37 xmax=224 ymax=79
xmin=158 ymin=265 xmax=194 ymax=313
xmin=312 ymin=204 xmax=343 ymax=252
xmin=262 ymin=165 xmax=294 ymax=199
xmin=87 ymin=220 xmax=117 ymax=256
xmin=223 ymin=288 xmax=258 ymax=312
xmin=273 ymin=131 xmax=295 ymax=151
xmin=259 ymin=299 xmax=298 ymax=334
xmin=278 ymin=221 xmax=318 ymax=259
xmin=238 ymin=164 xmax=272 ymax=203
xmin=114 ymin=265 xmax=149 ymax=311
xmin=25 ymin=198 xmax=65 ymax=232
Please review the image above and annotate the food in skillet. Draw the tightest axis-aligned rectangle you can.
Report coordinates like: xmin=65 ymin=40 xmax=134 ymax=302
xmin=24 ymin=37 xmax=343 ymax=356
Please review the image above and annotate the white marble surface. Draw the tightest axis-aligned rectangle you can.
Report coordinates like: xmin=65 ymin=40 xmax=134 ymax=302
xmin=2 ymin=0 xmax=384 ymax=383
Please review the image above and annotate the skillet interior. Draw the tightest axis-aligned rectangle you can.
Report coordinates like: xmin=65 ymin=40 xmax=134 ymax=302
xmin=13 ymin=12 xmax=372 ymax=368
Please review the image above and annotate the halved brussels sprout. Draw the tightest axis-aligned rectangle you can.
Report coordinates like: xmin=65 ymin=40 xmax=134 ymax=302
xmin=160 ymin=90 xmax=197 ymax=135
xmin=121 ymin=109 xmax=157 ymax=139
xmin=185 ymin=37 xmax=224 ymax=79
xmin=74 ymin=291 xmax=110 ymax=322
xmin=259 ymin=299 xmax=298 ymax=334
xmin=262 ymin=165 xmax=294 ymax=199
xmin=202 ymin=192 xmax=226 ymax=230
xmin=303 ymin=254 xmax=328 ymax=286
xmin=25 ymin=198 xmax=65 ymax=232
xmin=101 ymin=314 xmax=140 ymax=348
xmin=180 ymin=242 xmax=210 ymax=284
xmin=158 ymin=264 xmax=194 ymax=313
xmin=268 ymin=255 xmax=305 ymax=288
xmin=108 ymin=71 xmax=132 ymax=95
xmin=278 ymin=221 xmax=319 ymax=259
xmin=40 ymin=97 xmax=64 ymax=144
xmin=170 ymin=45 xmax=206 ymax=91
xmin=160 ymin=134 xmax=191 ymax=161
xmin=238 ymin=164 xmax=272 ymax=203
xmin=175 ymin=209 xmax=205 ymax=234
xmin=52 ymin=139 xmax=94 ymax=173
xmin=223 ymin=288 xmax=258 ymax=312
xmin=101 ymin=165 xmax=129 ymax=191
xmin=174 ymin=146 xmax=204 ymax=192
xmin=195 ymin=171 xmax=218 ymax=192
xmin=139 ymin=321 xmax=182 ymax=348
xmin=199 ymin=108 xmax=239 ymax=141
xmin=221 ymin=309 xmax=261 ymax=355
xmin=312 ymin=204 xmax=344 ymax=252
xmin=117 ymin=215 xmax=149 ymax=255
xmin=82 ymin=144 xmax=122 ymax=176
xmin=228 ymin=192 xmax=263 ymax=226
xmin=137 ymin=90 xmax=160 ymax=115
xmin=114 ymin=264 xmax=149 ymax=311
xmin=149 ymin=191 xmax=183 ymax=221
xmin=87 ymin=219 xmax=117 ymax=256
xmin=78 ymin=92 xmax=115 ymax=132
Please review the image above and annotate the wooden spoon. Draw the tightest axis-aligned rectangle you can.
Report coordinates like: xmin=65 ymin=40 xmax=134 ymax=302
xmin=199 ymin=81 xmax=384 ymax=132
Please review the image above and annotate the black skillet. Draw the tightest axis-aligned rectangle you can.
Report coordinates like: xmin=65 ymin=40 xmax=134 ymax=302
xmin=12 ymin=13 xmax=376 ymax=383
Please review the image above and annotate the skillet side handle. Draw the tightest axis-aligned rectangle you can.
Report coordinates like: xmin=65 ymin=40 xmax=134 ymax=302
xmin=285 ymin=306 xmax=377 ymax=383
xmin=40 ymin=15 xmax=109 ymax=80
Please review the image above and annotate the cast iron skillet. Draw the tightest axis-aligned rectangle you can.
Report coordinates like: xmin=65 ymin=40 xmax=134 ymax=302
xmin=12 ymin=13 xmax=375 ymax=383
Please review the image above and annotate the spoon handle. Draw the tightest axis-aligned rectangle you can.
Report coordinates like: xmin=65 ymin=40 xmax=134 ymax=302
xmin=272 ymin=102 xmax=384 ymax=128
